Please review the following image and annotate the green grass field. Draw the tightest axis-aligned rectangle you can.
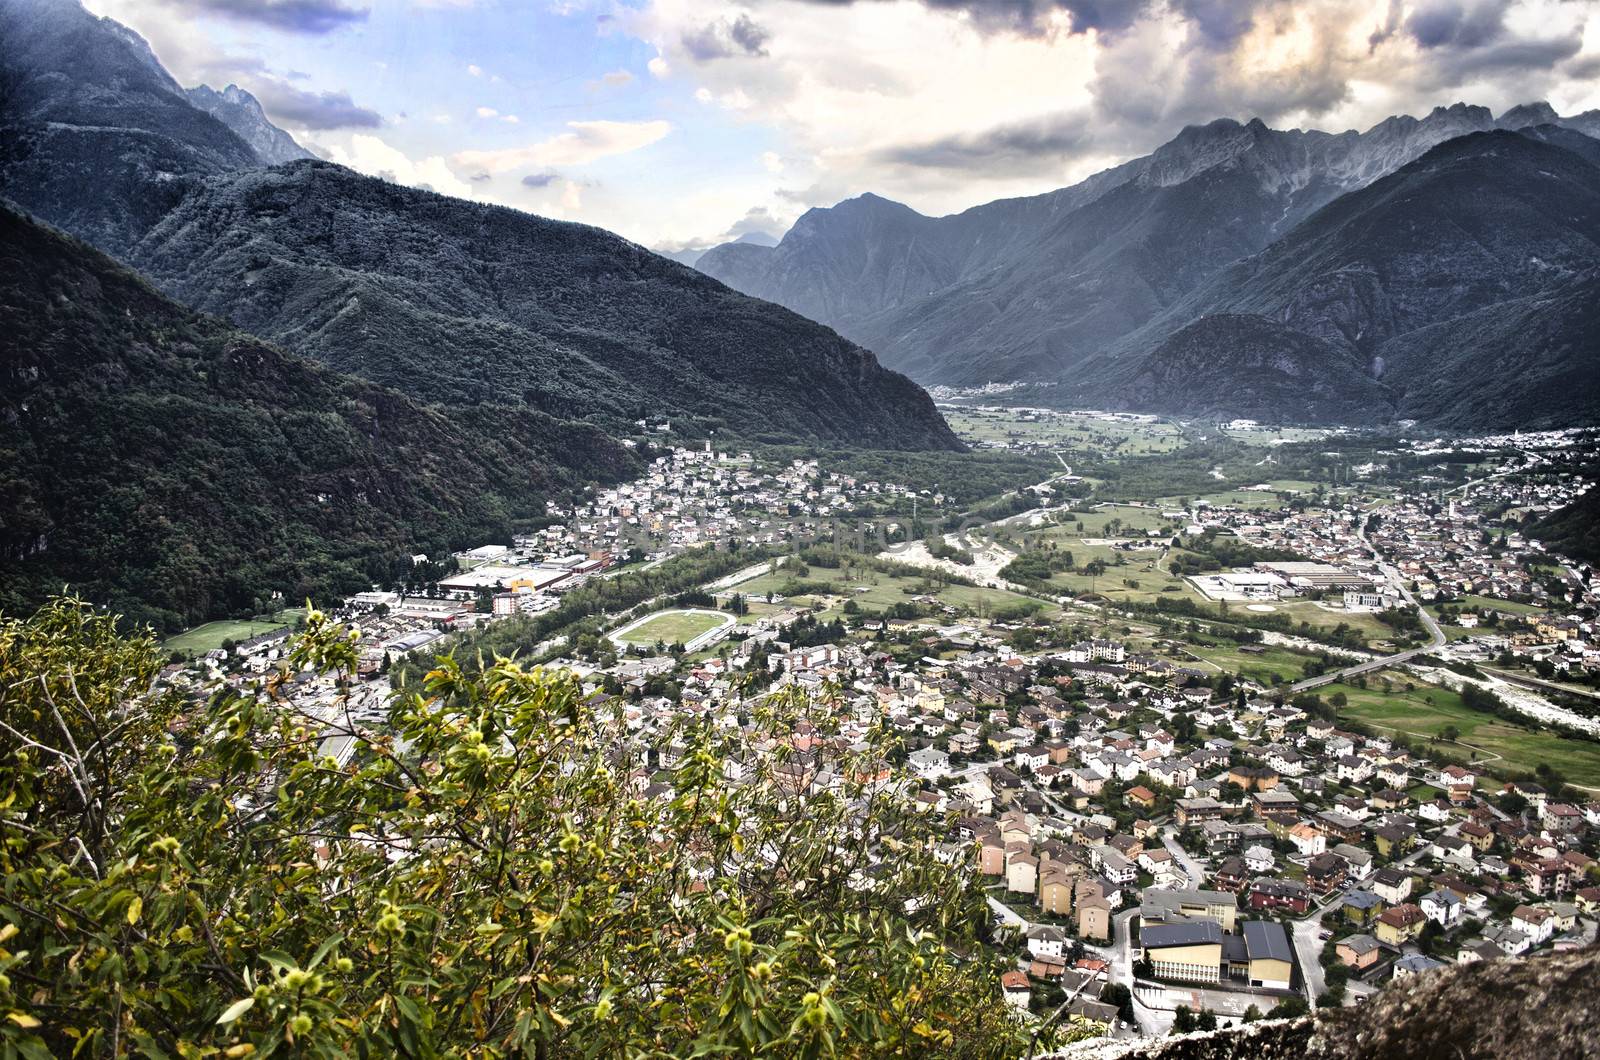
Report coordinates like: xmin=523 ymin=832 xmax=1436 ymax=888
xmin=1320 ymin=672 xmax=1600 ymax=788
xmin=163 ymin=609 xmax=305 ymax=655
xmin=732 ymin=561 xmax=1045 ymax=621
xmin=1453 ymin=594 xmax=1547 ymax=616
xmin=1182 ymin=639 xmax=1330 ymax=687
xmin=613 ymin=610 xmax=730 ymax=647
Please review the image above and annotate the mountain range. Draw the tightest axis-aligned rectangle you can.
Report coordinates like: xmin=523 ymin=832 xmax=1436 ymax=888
xmin=0 ymin=0 xmax=955 ymax=452
xmin=698 ymin=104 xmax=1600 ymax=427
xmin=0 ymin=0 xmax=965 ymax=627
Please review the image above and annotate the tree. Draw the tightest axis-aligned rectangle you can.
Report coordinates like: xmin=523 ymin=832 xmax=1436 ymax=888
xmin=0 ymin=598 xmax=1052 ymax=1058
xmin=1270 ymin=996 xmax=1310 ymax=1019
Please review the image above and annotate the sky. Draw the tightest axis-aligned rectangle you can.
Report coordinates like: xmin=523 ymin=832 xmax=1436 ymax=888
xmin=82 ymin=0 xmax=1600 ymax=253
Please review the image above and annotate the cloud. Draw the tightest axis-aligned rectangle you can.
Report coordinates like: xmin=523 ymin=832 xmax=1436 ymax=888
xmin=522 ymin=170 xmax=562 ymax=187
xmin=477 ymin=106 xmax=500 ymax=117
xmin=875 ymin=110 xmax=1093 ymax=169
xmin=681 ymin=12 xmax=770 ymax=60
xmin=600 ymin=68 xmax=636 ymax=86
xmin=252 ymin=80 xmax=382 ymax=128
xmin=452 ymin=119 xmax=673 ymax=173
xmin=723 ymin=204 xmax=782 ymax=239
xmin=182 ymin=0 xmax=369 ymax=33
xmin=323 ymin=133 xmax=474 ymax=196
xmin=1405 ymin=0 xmax=1508 ymax=49
xmin=1565 ymin=51 xmax=1600 ymax=80
xmin=792 ymin=0 xmax=1150 ymax=38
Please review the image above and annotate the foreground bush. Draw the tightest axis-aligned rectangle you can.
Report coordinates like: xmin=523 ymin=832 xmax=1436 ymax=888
xmin=0 ymin=599 xmax=1054 ymax=1057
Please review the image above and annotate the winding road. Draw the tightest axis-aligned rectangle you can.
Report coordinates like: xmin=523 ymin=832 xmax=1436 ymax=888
xmin=1289 ymin=517 xmax=1445 ymax=693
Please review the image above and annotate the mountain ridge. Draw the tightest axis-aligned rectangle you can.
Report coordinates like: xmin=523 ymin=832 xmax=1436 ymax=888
xmin=0 ymin=0 xmax=959 ymax=452
xmin=1112 ymin=129 xmax=1600 ymax=427
xmin=697 ymin=100 xmax=1600 ymax=421
xmin=184 ymin=83 xmax=314 ymax=166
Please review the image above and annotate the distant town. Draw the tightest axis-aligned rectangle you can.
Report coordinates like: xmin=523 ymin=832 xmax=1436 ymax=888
xmin=162 ymin=412 xmax=1600 ymax=1041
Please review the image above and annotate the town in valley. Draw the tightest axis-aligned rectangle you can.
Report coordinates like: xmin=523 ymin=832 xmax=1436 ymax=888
xmin=164 ymin=409 xmax=1600 ymax=1041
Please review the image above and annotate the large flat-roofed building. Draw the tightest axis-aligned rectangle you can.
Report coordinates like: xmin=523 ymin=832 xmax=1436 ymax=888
xmin=1139 ymin=888 xmax=1239 ymax=933
xmin=1254 ymin=562 xmax=1379 ymax=591
xmin=436 ymin=565 xmax=570 ymax=598
xmin=1139 ymin=922 xmax=1223 ymax=984
xmin=1189 ymin=571 xmax=1289 ymax=601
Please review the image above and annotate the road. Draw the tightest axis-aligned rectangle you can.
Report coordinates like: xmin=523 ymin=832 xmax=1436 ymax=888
xmin=1288 ymin=517 xmax=1445 ymax=693
xmin=1160 ymin=831 xmax=1207 ymax=885
xmin=1289 ymin=907 xmax=1331 ymax=1002
xmin=987 ymin=894 xmax=1030 ymax=931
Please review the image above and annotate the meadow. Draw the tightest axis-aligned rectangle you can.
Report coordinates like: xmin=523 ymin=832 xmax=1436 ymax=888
xmin=163 ymin=609 xmax=305 ymax=655
xmin=1320 ymin=672 xmax=1600 ymax=789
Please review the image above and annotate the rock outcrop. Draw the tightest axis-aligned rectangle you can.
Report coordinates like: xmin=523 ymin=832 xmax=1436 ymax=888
xmin=1043 ymin=947 xmax=1597 ymax=1060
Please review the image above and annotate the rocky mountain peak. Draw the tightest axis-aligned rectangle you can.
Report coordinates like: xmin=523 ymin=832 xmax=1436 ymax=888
xmin=184 ymin=83 xmax=314 ymax=166
xmin=1497 ymin=100 xmax=1562 ymax=128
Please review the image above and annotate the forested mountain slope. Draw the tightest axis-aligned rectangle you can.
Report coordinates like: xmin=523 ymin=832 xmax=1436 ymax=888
xmin=0 ymin=205 xmax=636 ymax=631
xmin=125 ymin=161 xmax=961 ymax=448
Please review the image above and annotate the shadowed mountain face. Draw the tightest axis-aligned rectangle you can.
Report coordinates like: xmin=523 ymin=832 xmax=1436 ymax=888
xmin=122 ymin=160 xmax=961 ymax=448
xmin=699 ymin=106 xmax=1600 ymax=427
xmin=0 ymin=204 xmax=638 ymax=631
xmin=0 ymin=0 xmax=959 ymax=452
xmin=1115 ymin=130 xmax=1600 ymax=428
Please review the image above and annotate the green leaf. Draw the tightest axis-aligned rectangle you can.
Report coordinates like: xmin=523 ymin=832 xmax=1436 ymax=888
xmin=307 ymin=934 xmax=344 ymax=970
xmin=215 ymin=998 xmax=255 ymax=1024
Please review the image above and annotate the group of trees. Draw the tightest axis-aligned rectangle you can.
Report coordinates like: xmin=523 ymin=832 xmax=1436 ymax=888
xmin=0 ymin=597 xmax=1065 ymax=1057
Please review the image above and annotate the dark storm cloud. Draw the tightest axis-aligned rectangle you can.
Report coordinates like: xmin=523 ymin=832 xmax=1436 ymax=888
xmin=180 ymin=0 xmax=369 ymax=33
xmin=682 ymin=13 xmax=770 ymax=60
xmin=875 ymin=110 xmax=1094 ymax=169
xmin=253 ymin=81 xmax=381 ymax=128
xmin=794 ymin=0 xmax=1149 ymax=36
xmin=1405 ymin=0 xmax=1509 ymax=48
xmin=793 ymin=0 xmax=1266 ymax=42
xmin=1565 ymin=52 xmax=1600 ymax=80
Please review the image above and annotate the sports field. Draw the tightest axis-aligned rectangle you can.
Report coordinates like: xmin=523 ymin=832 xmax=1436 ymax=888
xmin=164 ymin=609 xmax=305 ymax=655
xmin=611 ymin=609 xmax=732 ymax=648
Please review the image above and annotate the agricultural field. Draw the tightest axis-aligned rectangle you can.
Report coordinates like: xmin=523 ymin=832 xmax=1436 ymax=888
xmin=1218 ymin=427 xmax=1334 ymax=446
xmin=1451 ymin=594 xmax=1547 ymax=616
xmin=1262 ymin=600 xmax=1396 ymax=643
xmin=1179 ymin=639 xmax=1332 ymax=687
xmin=1319 ymin=672 xmax=1600 ymax=789
xmin=728 ymin=560 xmax=1047 ymax=622
xmin=163 ymin=609 xmax=305 ymax=655
xmin=941 ymin=407 xmax=1189 ymax=458
xmin=611 ymin=609 xmax=731 ymax=648
xmin=1021 ymin=503 xmax=1178 ymax=539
